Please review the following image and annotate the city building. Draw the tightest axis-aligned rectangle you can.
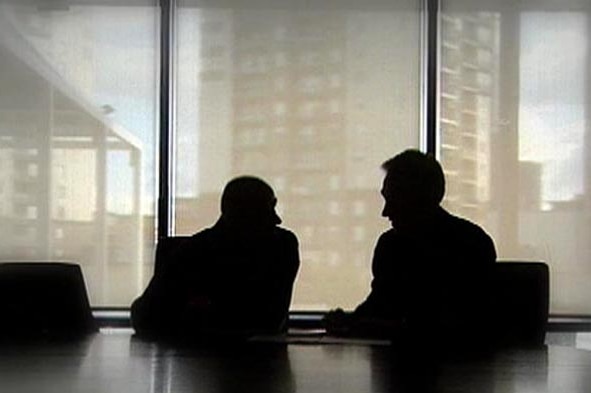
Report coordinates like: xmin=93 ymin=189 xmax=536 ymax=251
xmin=439 ymin=12 xmax=498 ymax=224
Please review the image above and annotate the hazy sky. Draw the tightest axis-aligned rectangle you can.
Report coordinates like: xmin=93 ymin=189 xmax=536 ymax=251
xmin=520 ymin=12 xmax=587 ymax=202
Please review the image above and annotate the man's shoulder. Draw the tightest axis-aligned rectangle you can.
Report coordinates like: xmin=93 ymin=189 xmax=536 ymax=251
xmin=443 ymin=210 xmax=491 ymax=239
xmin=189 ymin=225 xmax=298 ymax=247
xmin=378 ymin=228 xmax=398 ymax=239
xmin=187 ymin=226 xmax=218 ymax=242
xmin=273 ymin=226 xmax=299 ymax=245
xmin=175 ymin=226 xmax=224 ymax=256
xmin=375 ymin=228 xmax=399 ymax=248
xmin=442 ymin=210 xmax=496 ymax=258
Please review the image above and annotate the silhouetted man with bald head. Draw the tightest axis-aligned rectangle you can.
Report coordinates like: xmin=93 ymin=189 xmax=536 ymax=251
xmin=132 ymin=176 xmax=300 ymax=339
xmin=325 ymin=150 xmax=496 ymax=344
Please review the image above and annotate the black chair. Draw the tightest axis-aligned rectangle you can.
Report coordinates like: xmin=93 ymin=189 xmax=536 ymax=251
xmin=493 ymin=261 xmax=549 ymax=347
xmin=0 ymin=262 xmax=97 ymax=339
xmin=131 ymin=236 xmax=190 ymax=336
xmin=153 ymin=236 xmax=191 ymax=276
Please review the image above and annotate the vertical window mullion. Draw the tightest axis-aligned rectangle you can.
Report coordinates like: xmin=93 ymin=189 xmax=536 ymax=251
xmin=158 ymin=0 xmax=176 ymax=240
xmin=422 ymin=0 xmax=440 ymax=155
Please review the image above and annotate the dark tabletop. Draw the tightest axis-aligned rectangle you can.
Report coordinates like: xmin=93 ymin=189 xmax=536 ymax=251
xmin=0 ymin=330 xmax=590 ymax=393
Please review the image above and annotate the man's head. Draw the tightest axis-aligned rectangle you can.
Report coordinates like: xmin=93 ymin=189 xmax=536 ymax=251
xmin=380 ymin=150 xmax=445 ymax=231
xmin=220 ymin=176 xmax=281 ymax=230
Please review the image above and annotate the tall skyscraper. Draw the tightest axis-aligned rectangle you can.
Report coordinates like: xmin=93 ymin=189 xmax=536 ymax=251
xmin=439 ymin=13 xmax=498 ymax=224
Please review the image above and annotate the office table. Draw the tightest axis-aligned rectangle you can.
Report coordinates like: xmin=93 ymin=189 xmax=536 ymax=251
xmin=0 ymin=330 xmax=590 ymax=393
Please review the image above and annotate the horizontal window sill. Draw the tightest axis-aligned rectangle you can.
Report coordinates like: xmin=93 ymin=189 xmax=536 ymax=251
xmin=92 ymin=309 xmax=591 ymax=332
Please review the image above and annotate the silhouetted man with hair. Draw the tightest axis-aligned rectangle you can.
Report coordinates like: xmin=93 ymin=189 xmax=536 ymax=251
xmin=132 ymin=176 xmax=300 ymax=340
xmin=325 ymin=150 xmax=496 ymax=344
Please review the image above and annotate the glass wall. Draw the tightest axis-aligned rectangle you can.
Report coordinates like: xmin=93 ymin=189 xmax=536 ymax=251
xmin=439 ymin=1 xmax=591 ymax=313
xmin=0 ymin=1 xmax=159 ymax=306
xmin=174 ymin=0 xmax=421 ymax=310
xmin=2 ymin=0 xmax=589 ymax=315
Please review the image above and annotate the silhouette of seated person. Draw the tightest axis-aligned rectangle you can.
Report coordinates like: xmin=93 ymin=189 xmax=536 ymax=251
xmin=324 ymin=150 xmax=496 ymax=343
xmin=131 ymin=176 xmax=300 ymax=339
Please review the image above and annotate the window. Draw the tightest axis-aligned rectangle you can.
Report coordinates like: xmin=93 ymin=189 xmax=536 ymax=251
xmin=7 ymin=1 xmax=585 ymax=316
xmin=329 ymin=201 xmax=340 ymax=216
xmin=275 ymin=52 xmax=287 ymax=67
xmin=328 ymin=100 xmax=341 ymax=114
xmin=274 ymin=77 xmax=287 ymax=91
xmin=274 ymin=102 xmax=286 ymax=117
xmin=353 ymin=226 xmax=366 ymax=242
xmin=329 ymin=74 xmax=342 ymax=88
xmin=0 ymin=2 xmax=159 ymax=306
xmin=27 ymin=164 xmax=38 ymax=177
xmin=175 ymin=0 xmax=420 ymax=310
xmin=353 ymin=201 xmax=366 ymax=216
xmin=329 ymin=175 xmax=341 ymax=190
xmin=26 ymin=206 xmax=38 ymax=220
xmin=440 ymin=1 xmax=591 ymax=314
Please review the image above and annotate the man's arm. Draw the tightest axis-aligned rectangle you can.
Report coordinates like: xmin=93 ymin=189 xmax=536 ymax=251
xmin=325 ymin=231 xmax=404 ymax=337
xmin=353 ymin=231 xmax=399 ymax=318
xmin=255 ymin=230 xmax=300 ymax=333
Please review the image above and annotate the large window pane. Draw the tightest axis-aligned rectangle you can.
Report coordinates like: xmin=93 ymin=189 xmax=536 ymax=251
xmin=175 ymin=1 xmax=421 ymax=310
xmin=0 ymin=2 xmax=159 ymax=306
xmin=440 ymin=1 xmax=591 ymax=314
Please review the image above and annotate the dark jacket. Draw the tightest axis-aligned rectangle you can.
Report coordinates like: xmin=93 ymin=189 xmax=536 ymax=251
xmin=354 ymin=208 xmax=496 ymax=338
xmin=132 ymin=222 xmax=300 ymax=338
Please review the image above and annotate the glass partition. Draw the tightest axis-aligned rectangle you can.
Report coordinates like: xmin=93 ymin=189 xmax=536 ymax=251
xmin=0 ymin=1 xmax=159 ymax=306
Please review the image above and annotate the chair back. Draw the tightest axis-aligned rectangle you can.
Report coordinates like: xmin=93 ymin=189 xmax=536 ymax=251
xmin=153 ymin=236 xmax=191 ymax=275
xmin=0 ymin=262 xmax=97 ymax=338
xmin=493 ymin=261 xmax=549 ymax=346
